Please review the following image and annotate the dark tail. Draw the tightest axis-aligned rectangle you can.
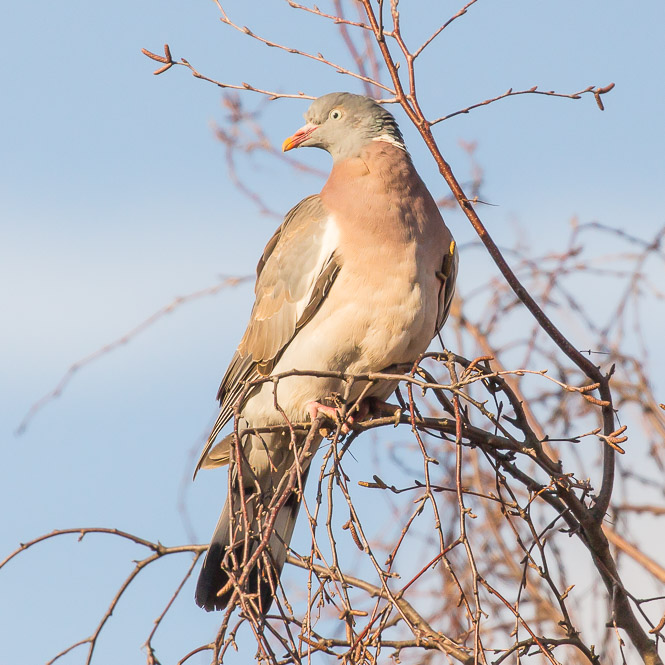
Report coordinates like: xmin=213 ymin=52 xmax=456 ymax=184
xmin=195 ymin=482 xmax=303 ymax=613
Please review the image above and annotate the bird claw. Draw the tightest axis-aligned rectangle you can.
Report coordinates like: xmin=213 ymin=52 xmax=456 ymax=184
xmin=307 ymin=401 xmax=358 ymax=433
xmin=307 ymin=397 xmax=401 ymax=433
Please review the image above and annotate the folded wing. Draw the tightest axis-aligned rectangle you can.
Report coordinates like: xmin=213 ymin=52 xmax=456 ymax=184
xmin=195 ymin=195 xmax=341 ymax=473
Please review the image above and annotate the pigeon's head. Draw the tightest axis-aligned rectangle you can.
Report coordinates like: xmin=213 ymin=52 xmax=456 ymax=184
xmin=282 ymin=92 xmax=406 ymax=161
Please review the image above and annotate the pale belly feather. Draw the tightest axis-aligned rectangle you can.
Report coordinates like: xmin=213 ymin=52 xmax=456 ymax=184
xmin=242 ymin=257 xmax=440 ymax=425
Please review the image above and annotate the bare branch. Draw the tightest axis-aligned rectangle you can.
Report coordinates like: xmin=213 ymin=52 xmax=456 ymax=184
xmin=431 ymin=83 xmax=616 ymax=125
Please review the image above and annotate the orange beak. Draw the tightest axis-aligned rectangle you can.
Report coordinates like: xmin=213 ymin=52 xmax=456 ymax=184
xmin=282 ymin=123 xmax=317 ymax=152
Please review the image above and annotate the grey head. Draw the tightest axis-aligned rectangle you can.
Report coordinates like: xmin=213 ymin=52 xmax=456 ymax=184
xmin=282 ymin=92 xmax=406 ymax=162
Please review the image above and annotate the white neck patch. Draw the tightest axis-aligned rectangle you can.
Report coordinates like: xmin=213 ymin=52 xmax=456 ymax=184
xmin=372 ymin=134 xmax=408 ymax=152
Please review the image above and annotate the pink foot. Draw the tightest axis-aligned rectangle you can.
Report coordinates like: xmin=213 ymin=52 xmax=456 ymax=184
xmin=308 ymin=401 xmax=341 ymax=422
xmin=307 ymin=397 xmax=378 ymax=434
xmin=307 ymin=399 xmax=373 ymax=433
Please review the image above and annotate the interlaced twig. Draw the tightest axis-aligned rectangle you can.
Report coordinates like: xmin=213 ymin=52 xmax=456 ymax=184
xmin=8 ymin=3 xmax=665 ymax=665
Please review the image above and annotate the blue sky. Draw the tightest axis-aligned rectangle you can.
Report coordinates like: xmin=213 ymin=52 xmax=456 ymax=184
xmin=2 ymin=1 xmax=664 ymax=663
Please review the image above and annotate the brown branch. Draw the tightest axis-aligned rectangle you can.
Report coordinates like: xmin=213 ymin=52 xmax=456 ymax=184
xmin=286 ymin=1 xmax=379 ymax=34
xmin=212 ymin=1 xmax=396 ymax=94
xmin=413 ymin=0 xmax=481 ymax=59
xmin=1 ymin=527 xmax=204 ymax=570
xmin=431 ymin=83 xmax=615 ymax=125
xmin=177 ymin=644 xmax=215 ymax=665
xmin=332 ymin=0 xmax=383 ymax=98
xmin=285 ymin=555 xmax=474 ymax=664
xmin=603 ymin=526 xmax=665 ymax=584
xmin=481 ymin=579 xmax=562 ymax=665
xmin=142 ymin=45 xmax=315 ymax=100
xmin=1 ymin=528 xmax=204 ymax=665
xmin=615 ymin=505 xmax=665 ymax=517
xmin=145 ymin=553 xmax=203 ymax=664
xmin=360 ymin=0 xmax=622 ymax=549
xmin=118 ymin=8 xmax=664 ymax=664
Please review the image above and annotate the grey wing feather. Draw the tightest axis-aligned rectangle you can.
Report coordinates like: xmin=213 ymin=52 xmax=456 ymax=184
xmin=436 ymin=239 xmax=458 ymax=333
xmin=195 ymin=195 xmax=341 ymax=474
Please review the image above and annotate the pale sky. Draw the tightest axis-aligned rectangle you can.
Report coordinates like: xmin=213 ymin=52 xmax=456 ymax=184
xmin=2 ymin=1 xmax=664 ymax=663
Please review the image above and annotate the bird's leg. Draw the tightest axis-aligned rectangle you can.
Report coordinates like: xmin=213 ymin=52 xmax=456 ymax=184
xmin=307 ymin=400 xmax=368 ymax=433
xmin=365 ymin=397 xmax=403 ymax=425
xmin=307 ymin=401 xmax=342 ymax=422
xmin=347 ymin=397 xmax=370 ymax=422
xmin=307 ymin=397 xmax=401 ymax=432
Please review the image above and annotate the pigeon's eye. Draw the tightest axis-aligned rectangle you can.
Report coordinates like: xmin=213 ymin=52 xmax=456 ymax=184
xmin=329 ymin=109 xmax=343 ymax=120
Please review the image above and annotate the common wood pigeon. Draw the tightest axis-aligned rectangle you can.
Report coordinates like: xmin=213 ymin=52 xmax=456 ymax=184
xmin=194 ymin=92 xmax=458 ymax=612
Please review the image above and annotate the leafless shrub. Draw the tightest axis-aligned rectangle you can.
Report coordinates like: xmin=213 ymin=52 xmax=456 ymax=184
xmin=5 ymin=2 xmax=664 ymax=664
